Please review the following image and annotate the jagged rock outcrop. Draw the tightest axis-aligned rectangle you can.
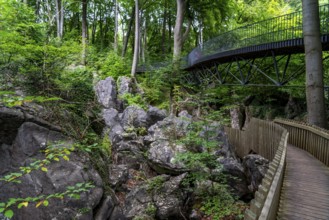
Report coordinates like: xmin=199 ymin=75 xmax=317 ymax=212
xmin=218 ymin=157 xmax=250 ymax=199
xmin=95 ymin=77 xmax=118 ymax=109
xmin=145 ymin=115 xmax=191 ymax=174
xmin=122 ymin=106 xmax=149 ymax=129
xmin=123 ymin=174 xmax=187 ymax=220
xmin=243 ymin=154 xmax=269 ymax=192
xmin=0 ymin=113 xmax=103 ymax=220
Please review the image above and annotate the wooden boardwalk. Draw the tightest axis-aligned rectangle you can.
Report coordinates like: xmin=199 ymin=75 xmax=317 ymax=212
xmin=277 ymin=144 xmax=329 ymax=220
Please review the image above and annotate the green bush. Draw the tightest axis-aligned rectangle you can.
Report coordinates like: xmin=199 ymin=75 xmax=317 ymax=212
xmin=93 ymin=51 xmax=130 ymax=80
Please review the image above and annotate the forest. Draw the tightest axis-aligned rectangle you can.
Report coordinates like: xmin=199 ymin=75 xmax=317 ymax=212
xmin=0 ymin=0 xmax=329 ymax=219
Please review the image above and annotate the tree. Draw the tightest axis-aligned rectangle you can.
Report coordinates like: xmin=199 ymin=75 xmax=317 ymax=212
xmin=302 ymin=0 xmax=328 ymax=128
xmin=173 ymin=0 xmax=190 ymax=67
xmin=82 ymin=0 xmax=88 ymax=65
xmin=131 ymin=0 xmax=140 ymax=77
xmin=55 ymin=0 xmax=64 ymax=39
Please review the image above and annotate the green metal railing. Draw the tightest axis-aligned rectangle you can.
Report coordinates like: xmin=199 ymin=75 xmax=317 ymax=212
xmin=187 ymin=4 xmax=329 ymax=66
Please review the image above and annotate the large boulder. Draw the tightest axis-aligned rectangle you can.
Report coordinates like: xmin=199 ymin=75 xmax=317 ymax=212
xmin=146 ymin=106 xmax=167 ymax=126
xmin=122 ymin=106 xmax=149 ymax=129
xmin=95 ymin=77 xmax=118 ymax=109
xmin=145 ymin=116 xmax=191 ymax=174
xmin=117 ymin=76 xmax=133 ymax=96
xmin=123 ymin=174 xmax=187 ymax=220
xmin=102 ymin=108 xmax=124 ymax=147
xmin=0 ymin=107 xmax=61 ymax=145
xmin=218 ymin=157 xmax=251 ymax=199
xmin=94 ymin=193 xmax=125 ymax=220
xmin=243 ymin=154 xmax=269 ymax=192
xmin=0 ymin=122 xmax=104 ymax=220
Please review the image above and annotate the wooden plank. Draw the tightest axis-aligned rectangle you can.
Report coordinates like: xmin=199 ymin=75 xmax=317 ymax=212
xmin=278 ymin=144 xmax=329 ymax=219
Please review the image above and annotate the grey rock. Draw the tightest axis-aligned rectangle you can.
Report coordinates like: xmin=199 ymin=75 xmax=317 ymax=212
xmin=146 ymin=116 xmax=191 ymax=174
xmin=243 ymin=154 xmax=269 ymax=192
xmin=0 ymin=107 xmax=25 ymax=144
xmin=0 ymin=122 xmax=103 ymax=220
xmin=117 ymin=76 xmax=133 ymax=96
xmin=0 ymin=106 xmax=62 ymax=146
xmin=109 ymin=165 xmax=129 ymax=188
xmin=178 ymin=110 xmax=192 ymax=119
xmin=218 ymin=157 xmax=250 ymax=198
xmin=95 ymin=77 xmax=117 ymax=109
xmin=103 ymin=108 xmax=121 ymax=128
xmin=123 ymin=185 xmax=153 ymax=219
xmin=154 ymin=173 xmax=187 ymax=220
xmin=123 ymin=174 xmax=187 ymax=220
xmin=102 ymin=108 xmax=124 ymax=147
xmin=115 ymin=139 xmax=145 ymax=169
xmin=146 ymin=106 xmax=167 ymax=126
xmin=148 ymin=140 xmax=187 ymax=174
xmin=122 ymin=106 xmax=149 ymax=129
xmin=146 ymin=116 xmax=191 ymax=143
xmin=94 ymin=195 xmax=119 ymax=220
xmin=11 ymin=122 xmax=66 ymax=160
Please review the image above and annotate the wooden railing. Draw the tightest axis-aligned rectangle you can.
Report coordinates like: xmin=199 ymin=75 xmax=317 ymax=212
xmin=225 ymin=118 xmax=288 ymax=220
xmin=225 ymin=118 xmax=286 ymax=160
xmin=274 ymin=118 xmax=329 ymax=166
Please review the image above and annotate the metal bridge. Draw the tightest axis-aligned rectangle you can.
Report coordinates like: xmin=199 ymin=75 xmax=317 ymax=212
xmin=138 ymin=4 xmax=329 ymax=88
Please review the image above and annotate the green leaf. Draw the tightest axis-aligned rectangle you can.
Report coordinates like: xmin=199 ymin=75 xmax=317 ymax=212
xmin=35 ymin=201 xmax=42 ymax=208
xmin=43 ymin=200 xmax=49 ymax=207
xmin=41 ymin=167 xmax=48 ymax=172
xmin=17 ymin=202 xmax=28 ymax=209
xmin=0 ymin=208 xmax=5 ymax=213
xmin=4 ymin=209 xmax=14 ymax=219
xmin=0 ymin=203 xmax=5 ymax=207
xmin=69 ymin=194 xmax=80 ymax=199
xmin=62 ymin=155 xmax=69 ymax=161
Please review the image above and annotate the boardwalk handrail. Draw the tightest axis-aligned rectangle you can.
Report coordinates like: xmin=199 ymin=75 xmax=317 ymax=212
xmin=225 ymin=118 xmax=288 ymax=220
xmin=274 ymin=118 xmax=329 ymax=166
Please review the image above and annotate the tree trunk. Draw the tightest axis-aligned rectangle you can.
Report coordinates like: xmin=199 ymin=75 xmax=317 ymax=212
xmin=131 ymin=0 xmax=140 ymax=78
xmin=162 ymin=0 xmax=168 ymax=56
xmin=173 ymin=0 xmax=186 ymax=65
xmin=55 ymin=0 xmax=64 ymax=39
xmin=302 ymin=0 xmax=328 ymax=128
xmin=82 ymin=0 xmax=88 ymax=65
xmin=122 ymin=6 xmax=135 ymax=57
xmin=91 ymin=3 xmax=97 ymax=44
xmin=114 ymin=0 xmax=119 ymax=52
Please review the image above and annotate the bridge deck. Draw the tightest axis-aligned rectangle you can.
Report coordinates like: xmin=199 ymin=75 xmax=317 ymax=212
xmin=277 ymin=144 xmax=329 ymax=219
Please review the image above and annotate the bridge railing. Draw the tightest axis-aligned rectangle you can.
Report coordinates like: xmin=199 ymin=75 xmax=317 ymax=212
xmin=274 ymin=118 xmax=329 ymax=166
xmin=225 ymin=118 xmax=288 ymax=220
xmin=188 ymin=4 xmax=329 ymax=67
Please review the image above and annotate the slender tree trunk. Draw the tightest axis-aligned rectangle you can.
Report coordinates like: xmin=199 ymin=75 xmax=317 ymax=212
xmin=173 ymin=0 xmax=186 ymax=65
xmin=131 ymin=0 xmax=140 ymax=78
xmin=122 ymin=6 xmax=135 ymax=57
xmin=168 ymin=9 xmax=172 ymax=53
xmin=60 ymin=0 xmax=64 ymax=37
xmin=142 ymin=18 xmax=147 ymax=63
xmin=302 ymin=0 xmax=328 ymax=128
xmin=99 ymin=7 xmax=104 ymax=50
xmin=114 ymin=0 xmax=119 ymax=52
xmin=82 ymin=0 xmax=88 ymax=65
xmin=55 ymin=0 xmax=64 ymax=39
xmin=91 ymin=3 xmax=97 ymax=44
xmin=162 ymin=0 xmax=167 ymax=56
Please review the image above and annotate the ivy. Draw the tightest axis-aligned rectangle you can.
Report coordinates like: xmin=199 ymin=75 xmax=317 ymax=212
xmin=0 ymin=182 xmax=94 ymax=219
xmin=0 ymin=143 xmax=95 ymax=219
xmin=0 ymin=143 xmax=74 ymax=184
